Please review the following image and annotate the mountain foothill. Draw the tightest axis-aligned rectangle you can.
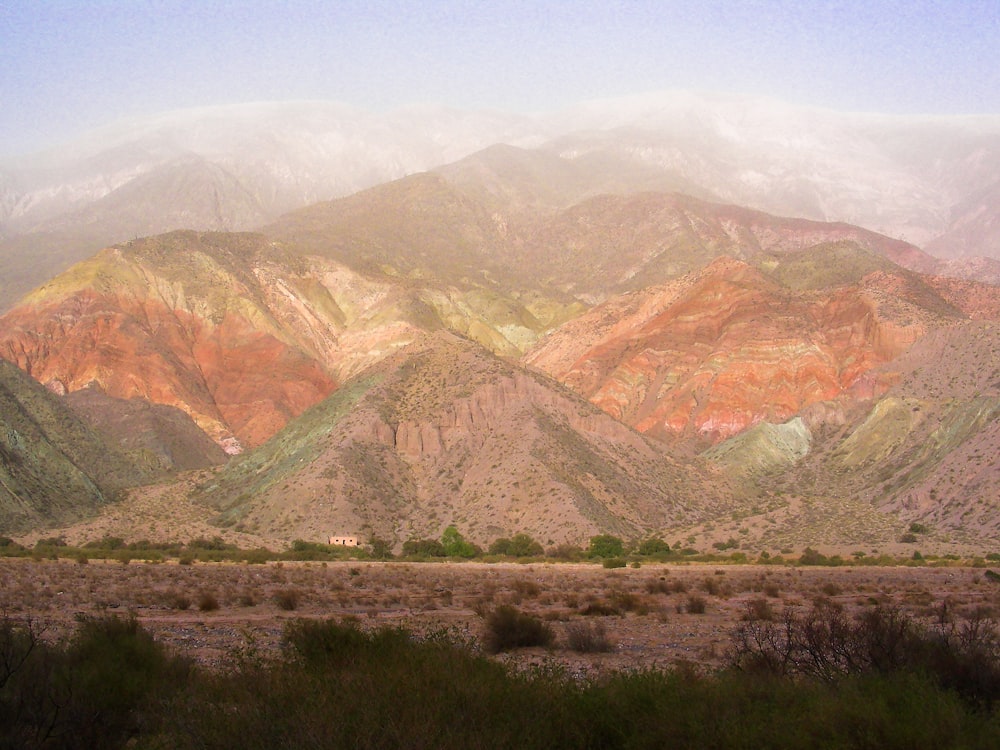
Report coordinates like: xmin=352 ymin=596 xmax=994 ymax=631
xmin=1 ymin=95 xmax=999 ymax=550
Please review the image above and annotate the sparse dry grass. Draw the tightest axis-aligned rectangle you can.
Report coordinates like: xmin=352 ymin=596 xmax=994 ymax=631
xmin=0 ymin=558 xmax=997 ymax=674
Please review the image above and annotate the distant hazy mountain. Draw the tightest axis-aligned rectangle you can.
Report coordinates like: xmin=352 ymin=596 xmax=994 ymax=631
xmin=548 ymin=92 xmax=1000 ymax=252
xmin=3 ymin=92 xmax=1000 ymax=310
xmin=0 ymin=102 xmax=540 ymax=309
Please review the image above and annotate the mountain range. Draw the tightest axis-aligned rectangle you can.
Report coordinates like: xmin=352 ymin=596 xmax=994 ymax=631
xmin=1 ymin=93 xmax=999 ymax=550
xmin=3 ymin=92 xmax=1000 ymax=311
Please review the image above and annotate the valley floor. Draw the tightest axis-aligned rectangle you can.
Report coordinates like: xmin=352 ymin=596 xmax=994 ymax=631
xmin=1 ymin=558 xmax=997 ymax=674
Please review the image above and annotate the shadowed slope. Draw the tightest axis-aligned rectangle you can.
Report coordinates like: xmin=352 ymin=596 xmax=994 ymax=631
xmin=64 ymin=386 xmax=228 ymax=473
xmin=0 ymin=359 xmax=147 ymax=532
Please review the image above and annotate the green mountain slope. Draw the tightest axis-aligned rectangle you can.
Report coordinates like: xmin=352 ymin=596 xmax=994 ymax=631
xmin=0 ymin=359 xmax=149 ymax=533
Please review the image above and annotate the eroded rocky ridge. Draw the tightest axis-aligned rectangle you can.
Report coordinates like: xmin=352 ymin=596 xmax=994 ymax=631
xmin=197 ymin=331 xmax=736 ymax=546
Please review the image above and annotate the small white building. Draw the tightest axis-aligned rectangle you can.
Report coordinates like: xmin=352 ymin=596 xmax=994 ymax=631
xmin=329 ymin=535 xmax=359 ymax=547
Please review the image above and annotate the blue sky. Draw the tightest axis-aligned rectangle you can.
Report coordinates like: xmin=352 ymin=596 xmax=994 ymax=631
xmin=2 ymin=0 xmax=999 ymax=156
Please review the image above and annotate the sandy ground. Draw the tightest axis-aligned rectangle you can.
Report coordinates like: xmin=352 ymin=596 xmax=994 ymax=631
xmin=2 ymin=558 xmax=998 ymax=676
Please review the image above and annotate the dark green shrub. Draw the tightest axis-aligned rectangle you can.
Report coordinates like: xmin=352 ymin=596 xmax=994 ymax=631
xmin=602 ymin=557 xmax=627 ymax=569
xmin=490 ymin=533 xmax=544 ymax=557
xmin=402 ymin=538 xmax=446 ymax=557
xmin=58 ymin=615 xmax=189 ymax=747
xmin=483 ymin=606 xmax=554 ymax=653
xmin=799 ymin=547 xmax=829 ymax=565
xmin=637 ymin=537 xmax=671 ymax=557
xmin=367 ymin=537 xmax=394 ymax=559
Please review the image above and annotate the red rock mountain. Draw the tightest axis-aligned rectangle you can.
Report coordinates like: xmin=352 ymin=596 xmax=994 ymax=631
xmin=0 ymin=173 xmax=989 ymax=457
xmin=3 ymin=161 xmax=1000 ymax=546
xmin=525 ymin=248 xmax=971 ymax=444
xmin=0 ymin=233 xmax=337 ymax=451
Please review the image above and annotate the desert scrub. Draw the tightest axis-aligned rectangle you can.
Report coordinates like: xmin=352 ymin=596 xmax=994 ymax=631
xmin=565 ymin=621 xmax=614 ymax=653
xmin=482 ymin=605 xmax=554 ymax=653
xmin=684 ymin=595 xmax=707 ymax=614
xmin=273 ymin=588 xmax=300 ymax=611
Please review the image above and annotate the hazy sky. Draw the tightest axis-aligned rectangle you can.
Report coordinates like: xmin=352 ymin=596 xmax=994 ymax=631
xmin=2 ymin=0 xmax=999 ymax=156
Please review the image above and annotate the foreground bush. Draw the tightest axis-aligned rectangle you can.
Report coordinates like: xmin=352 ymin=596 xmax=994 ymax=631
xmin=730 ymin=599 xmax=1000 ymax=708
xmin=0 ymin=614 xmax=190 ymax=749
xmin=3 ymin=614 xmax=1000 ymax=748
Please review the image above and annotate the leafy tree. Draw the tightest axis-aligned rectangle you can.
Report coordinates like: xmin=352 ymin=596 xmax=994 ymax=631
xmin=441 ymin=526 xmax=480 ymax=558
xmin=588 ymin=534 xmax=625 ymax=559
xmin=402 ymin=538 xmax=446 ymax=557
xmin=637 ymin=537 xmax=671 ymax=557
xmin=368 ymin=537 xmax=394 ymax=559
xmin=489 ymin=533 xmax=544 ymax=557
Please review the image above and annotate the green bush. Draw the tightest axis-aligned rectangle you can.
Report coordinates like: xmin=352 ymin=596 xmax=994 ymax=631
xmin=441 ymin=526 xmax=481 ymax=558
xmin=489 ymin=533 xmax=544 ymax=557
xmin=0 ymin=614 xmax=190 ymax=748
xmin=367 ymin=537 xmax=394 ymax=559
xmin=637 ymin=537 xmax=671 ymax=557
xmin=402 ymin=538 xmax=447 ymax=557
xmin=588 ymin=534 xmax=625 ymax=559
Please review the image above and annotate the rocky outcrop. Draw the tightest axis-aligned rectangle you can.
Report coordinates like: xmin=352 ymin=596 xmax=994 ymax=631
xmin=761 ymin=321 xmax=1000 ymax=537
